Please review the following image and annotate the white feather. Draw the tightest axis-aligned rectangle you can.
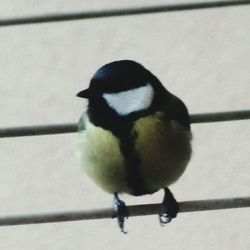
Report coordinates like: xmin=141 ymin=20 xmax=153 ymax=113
xmin=102 ymin=83 xmax=154 ymax=116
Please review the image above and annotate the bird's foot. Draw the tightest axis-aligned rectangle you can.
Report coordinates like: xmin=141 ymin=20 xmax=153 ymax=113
xmin=113 ymin=193 xmax=129 ymax=234
xmin=159 ymin=188 xmax=179 ymax=226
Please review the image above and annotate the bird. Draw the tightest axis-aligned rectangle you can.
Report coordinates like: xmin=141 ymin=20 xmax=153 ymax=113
xmin=76 ymin=60 xmax=192 ymax=233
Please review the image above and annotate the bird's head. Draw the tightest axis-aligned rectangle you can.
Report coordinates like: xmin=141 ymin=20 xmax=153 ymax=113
xmin=77 ymin=60 xmax=167 ymax=118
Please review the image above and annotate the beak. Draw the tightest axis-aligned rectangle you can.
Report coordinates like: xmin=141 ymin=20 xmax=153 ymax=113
xmin=76 ymin=89 xmax=92 ymax=99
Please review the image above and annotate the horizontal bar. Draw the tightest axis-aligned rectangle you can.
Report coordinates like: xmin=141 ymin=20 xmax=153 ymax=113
xmin=0 ymin=0 xmax=250 ymax=27
xmin=0 ymin=123 xmax=77 ymax=138
xmin=190 ymin=110 xmax=250 ymax=123
xmin=0 ymin=110 xmax=250 ymax=138
xmin=0 ymin=197 xmax=249 ymax=226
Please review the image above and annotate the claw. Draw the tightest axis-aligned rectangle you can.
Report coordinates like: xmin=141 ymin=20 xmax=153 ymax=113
xmin=159 ymin=214 xmax=172 ymax=226
xmin=113 ymin=193 xmax=129 ymax=234
xmin=159 ymin=188 xmax=179 ymax=226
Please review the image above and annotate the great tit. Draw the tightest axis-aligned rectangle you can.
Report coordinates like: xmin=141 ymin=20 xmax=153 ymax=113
xmin=77 ymin=60 xmax=192 ymax=233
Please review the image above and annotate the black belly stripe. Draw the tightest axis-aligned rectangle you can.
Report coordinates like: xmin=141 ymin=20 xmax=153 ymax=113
xmin=86 ymin=102 xmax=156 ymax=196
xmin=117 ymin=124 xmax=153 ymax=196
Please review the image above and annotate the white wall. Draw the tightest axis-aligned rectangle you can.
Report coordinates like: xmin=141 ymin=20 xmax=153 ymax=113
xmin=0 ymin=1 xmax=249 ymax=249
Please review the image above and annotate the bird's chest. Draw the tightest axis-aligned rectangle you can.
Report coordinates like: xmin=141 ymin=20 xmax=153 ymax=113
xmin=78 ymin=113 xmax=191 ymax=194
xmin=133 ymin=114 xmax=192 ymax=190
xmin=78 ymin=117 xmax=128 ymax=193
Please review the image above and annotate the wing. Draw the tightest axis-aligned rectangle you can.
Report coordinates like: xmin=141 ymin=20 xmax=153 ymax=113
xmin=162 ymin=94 xmax=191 ymax=131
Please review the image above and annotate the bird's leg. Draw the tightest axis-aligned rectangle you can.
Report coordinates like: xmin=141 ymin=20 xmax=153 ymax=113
xmin=113 ymin=193 xmax=129 ymax=234
xmin=159 ymin=188 xmax=179 ymax=226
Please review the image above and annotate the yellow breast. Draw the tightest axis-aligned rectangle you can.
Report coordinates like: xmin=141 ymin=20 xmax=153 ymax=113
xmin=133 ymin=112 xmax=192 ymax=191
xmin=77 ymin=113 xmax=192 ymax=194
xmin=77 ymin=117 xmax=132 ymax=194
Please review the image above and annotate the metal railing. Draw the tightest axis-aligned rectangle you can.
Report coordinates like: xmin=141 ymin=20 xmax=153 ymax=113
xmin=0 ymin=110 xmax=250 ymax=138
xmin=0 ymin=197 xmax=249 ymax=226
xmin=0 ymin=0 xmax=250 ymax=27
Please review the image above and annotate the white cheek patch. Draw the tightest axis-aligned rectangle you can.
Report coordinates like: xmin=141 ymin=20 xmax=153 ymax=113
xmin=103 ymin=83 xmax=154 ymax=116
